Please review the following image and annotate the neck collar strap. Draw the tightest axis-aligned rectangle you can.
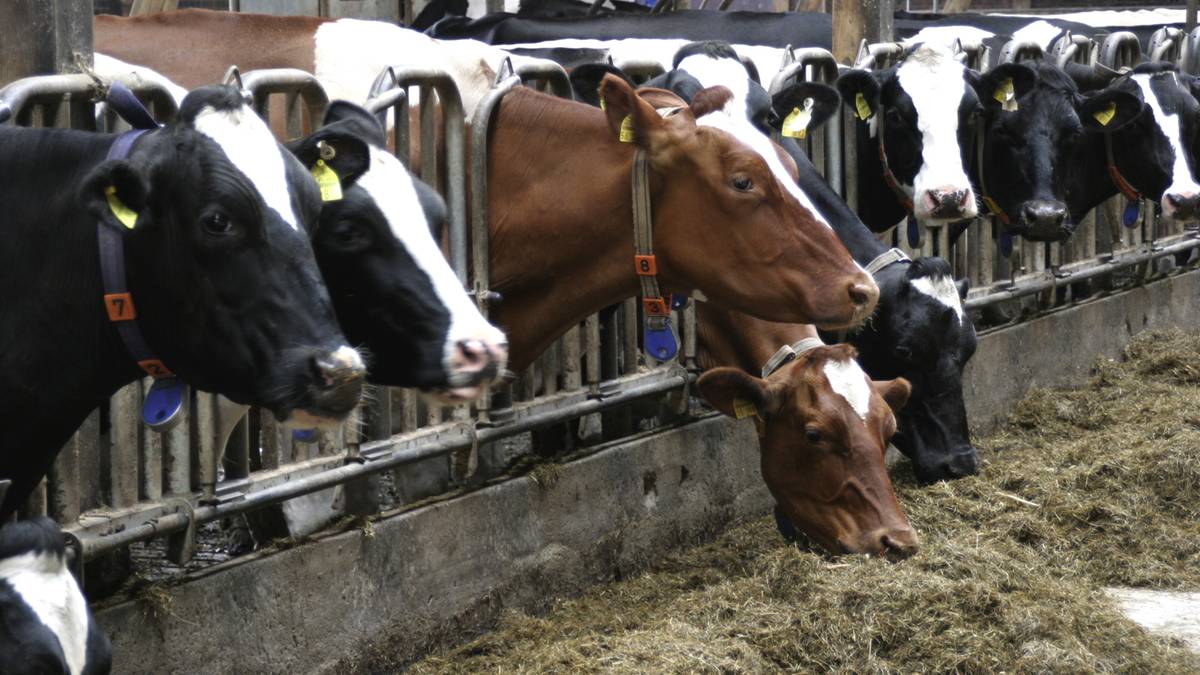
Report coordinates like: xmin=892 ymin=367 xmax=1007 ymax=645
xmin=1104 ymin=132 xmax=1142 ymax=202
xmin=761 ymin=337 xmax=825 ymax=378
xmin=632 ymin=147 xmax=679 ymax=362
xmin=864 ymin=247 xmax=910 ymax=276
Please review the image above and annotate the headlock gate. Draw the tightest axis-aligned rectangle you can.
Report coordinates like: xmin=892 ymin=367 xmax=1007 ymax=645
xmin=1 ymin=29 xmax=1198 ymax=585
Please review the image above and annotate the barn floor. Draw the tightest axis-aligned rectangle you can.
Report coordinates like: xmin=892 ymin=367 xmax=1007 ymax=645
xmin=400 ymin=329 xmax=1200 ymax=673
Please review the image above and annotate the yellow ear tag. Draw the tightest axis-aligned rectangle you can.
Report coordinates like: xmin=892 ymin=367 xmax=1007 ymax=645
xmin=104 ymin=186 xmax=138 ymax=230
xmin=312 ymin=159 xmax=342 ymax=202
xmin=782 ymin=101 xmax=813 ymax=139
xmin=1093 ymin=101 xmax=1117 ymax=127
xmin=995 ymin=77 xmax=1018 ymax=112
xmin=599 ymin=96 xmax=607 ymax=111
xmin=732 ymin=397 xmax=759 ymax=420
xmin=619 ymin=115 xmax=635 ymax=143
xmin=854 ymin=92 xmax=872 ymax=121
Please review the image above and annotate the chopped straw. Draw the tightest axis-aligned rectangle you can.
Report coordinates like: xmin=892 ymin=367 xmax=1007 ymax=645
xmin=391 ymin=329 xmax=1200 ymax=673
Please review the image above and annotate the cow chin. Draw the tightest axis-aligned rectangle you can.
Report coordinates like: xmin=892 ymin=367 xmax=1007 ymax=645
xmin=283 ymin=408 xmax=352 ymax=430
xmin=429 ymin=384 xmax=488 ymax=403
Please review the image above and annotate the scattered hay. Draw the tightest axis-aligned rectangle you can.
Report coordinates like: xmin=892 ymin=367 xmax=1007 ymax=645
xmin=409 ymin=329 xmax=1200 ymax=673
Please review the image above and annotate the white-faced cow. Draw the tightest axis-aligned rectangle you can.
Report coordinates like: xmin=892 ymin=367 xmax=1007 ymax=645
xmin=837 ymin=43 xmax=981 ymax=230
xmin=0 ymin=518 xmax=110 ymax=675
xmin=288 ymin=102 xmax=508 ymax=399
xmin=0 ymin=86 xmax=365 ymax=518
xmin=619 ymin=42 xmax=980 ymax=483
xmin=969 ymin=61 xmax=1199 ymax=241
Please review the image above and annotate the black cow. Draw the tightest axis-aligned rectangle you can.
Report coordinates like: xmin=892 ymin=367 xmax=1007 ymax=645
xmin=0 ymin=86 xmax=364 ymax=518
xmin=0 ymin=517 xmax=110 ymax=675
xmin=636 ymin=42 xmax=981 ymax=483
xmin=288 ymin=102 xmax=507 ymax=399
xmin=967 ymin=61 xmax=1198 ymax=241
xmin=428 ymin=9 xmax=832 ymax=49
xmin=836 ymin=42 xmax=981 ymax=231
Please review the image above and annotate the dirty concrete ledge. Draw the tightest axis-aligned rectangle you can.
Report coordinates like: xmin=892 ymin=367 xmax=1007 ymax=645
xmin=96 ymin=268 xmax=1200 ymax=674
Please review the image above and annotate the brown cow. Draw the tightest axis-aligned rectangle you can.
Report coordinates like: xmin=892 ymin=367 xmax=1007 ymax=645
xmin=696 ymin=303 xmax=917 ymax=558
xmin=489 ymin=77 xmax=876 ymax=370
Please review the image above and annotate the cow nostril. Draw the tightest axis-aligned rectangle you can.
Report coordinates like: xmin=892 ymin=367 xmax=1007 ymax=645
xmin=881 ymin=533 xmax=919 ymax=560
xmin=848 ymin=283 xmax=874 ymax=308
xmin=456 ymin=339 xmax=490 ymax=368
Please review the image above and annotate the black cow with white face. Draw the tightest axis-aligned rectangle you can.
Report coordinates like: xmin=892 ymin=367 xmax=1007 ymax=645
xmin=837 ymin=43 xmax=981 ymax=231
xmin=0 ymin=86 xmax=364 ymax=518
xmin=968 ymin=61 xmax=1196 ymax=241
xmin=288 ymin=102 xmax=508 ymax=400
xmin=635 ymin=42 xmax=981 ymax=484
xmin=0 ymin=518 xmax=110 ymax=675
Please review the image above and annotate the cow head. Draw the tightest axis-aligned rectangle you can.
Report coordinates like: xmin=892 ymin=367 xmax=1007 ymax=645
xmin=1092 ymin=65 xmax=1200 ymax=222
xmin=970 ymin=62 xmax=1141 ymax=241
xmin=288 ymin=102 xmax=507 ymax=400
xmin=82 ymin=85 xmax=364 ymax=424
xmin=851 ymin=257 xmax=978 ymax=484
xmin=698 ymin=346 xmax=918 ymax=558
xmin=838 ymin=43 xmax=980 ymax=223
xmin=0 ymin=518 xmax=110 ymax=675
xmin=598 ymin=74 xmax=878 ymax=329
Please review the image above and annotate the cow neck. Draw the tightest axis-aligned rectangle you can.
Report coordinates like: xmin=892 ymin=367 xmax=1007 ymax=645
xmin=875 ymin=108 xmax=915 ymax=213
xmin=1067 ymin=135 xmax=1127 ymax=220
xmin=695 ymin=302 xmax=820 ymax=377
xmin=974 ymin=116 xmax=1011 ymax=225
xmin=486 ymin=89 xmax=650 ymax=371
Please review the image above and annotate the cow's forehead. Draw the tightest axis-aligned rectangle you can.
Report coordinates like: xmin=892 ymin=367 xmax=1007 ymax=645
xmin=894 ymin=45 xmax=968 ymax=112
xmin=820 ymin=358 xmax=871 ymax=422
xmin=191 ymin=104 xmax=300 ymax=230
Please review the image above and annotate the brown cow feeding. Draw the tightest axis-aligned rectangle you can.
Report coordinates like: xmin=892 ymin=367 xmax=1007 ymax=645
xmin=489 ymin=77 xmax=877 ymax=370
xmin=696 ymin=304 xmax=917 ymax=558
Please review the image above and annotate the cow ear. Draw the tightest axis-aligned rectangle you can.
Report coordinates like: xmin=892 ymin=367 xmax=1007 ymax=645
xmin=288 ymin=121 xmax=372 ymax=196
xmin=646 ymin=70 xmax=705 ymax=107
xmin=571 ymin=63 xmax=633 ymax=108
xmin=771 ymin=81 xmax=840 ymax=138
xmin=975 ymin=63 xmax=1036 ymax=113
xmin=956 ymin=277 xmax=970 ymax=300
xmin=697 ymin=368 xmax=785 ymax=419
xmin=79 ymin=159 xmax=151 ymax=232
xmin=690 ymin=85 xmax=734 ymax=118
xmin=1078 ymin=89 xmax=1143 ymax=132
xmin=835 ymin=69 xmax=881 ymax=121
xmin=598 ymin=73 xmax=678 ymax=148
xmin=322 ymin=100 xmax=387 ymax=148
xmin=872 ymin=377 xmax=912 ymax=414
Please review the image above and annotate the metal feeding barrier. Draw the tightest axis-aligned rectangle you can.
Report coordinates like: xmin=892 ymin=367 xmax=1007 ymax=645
xmin=2 ymin=64 xmax=695 ymax=581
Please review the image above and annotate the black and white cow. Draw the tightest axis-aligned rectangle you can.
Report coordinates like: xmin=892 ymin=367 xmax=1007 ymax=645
xmin=0 ymin=85 xmax=365 ymax=518
xmin=969 ymin=61 xmax=1198 ymax=241
xmin=638 ymin=42 xmax=981 ymax=483
xmin=288 ymin=102 xmax=508 ymax=398
xmin=836 ymin=43 xmax=981 ymax=231
xmin=0 ymin=518 xmax=110 ymax=675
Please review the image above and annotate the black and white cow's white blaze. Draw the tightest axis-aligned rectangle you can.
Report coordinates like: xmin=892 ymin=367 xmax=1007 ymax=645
xmin=837 ymin=43 xmax=980 ymax=230
xmin=288 ymin=102 xmax=508 ymax=399
xmin=642 ymin=42 xmax=981 ymax=484
xmin=0 ymin=85 xmax=363 ymax=517
xmin=0 ymin=518 xmax=110 ymax=675
xmin=968 ymin=62 xmax=1194 ymax=241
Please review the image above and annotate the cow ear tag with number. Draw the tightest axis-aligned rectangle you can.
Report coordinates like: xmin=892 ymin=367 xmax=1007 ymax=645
xmin=995 ymin=77 xmax=1018 ymax=112
xmin=854 ymin=92 xmax=872 ymax=121
xmin=105 ymin=186 xmax=139 ymax=230
xmin=311 ymin=141 xmax=342 ymax=202
xmin=143 ymin=377 xmax=187 ymax=432
xmin=782 ymin=98 xmax=814 ymax=139
xmin=1093 ymin=101 xmax=1117 ymax=127
xmin=619 ymin=115 xmax=635 ymax=143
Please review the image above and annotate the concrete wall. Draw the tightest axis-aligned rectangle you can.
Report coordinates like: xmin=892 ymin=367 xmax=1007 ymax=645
xmin=95 ymin=268 xmax=1200 ymax=674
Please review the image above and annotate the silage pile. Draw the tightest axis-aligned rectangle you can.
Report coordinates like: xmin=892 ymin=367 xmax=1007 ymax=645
xmin=409 ymin=329 xmax=1200 ymax=673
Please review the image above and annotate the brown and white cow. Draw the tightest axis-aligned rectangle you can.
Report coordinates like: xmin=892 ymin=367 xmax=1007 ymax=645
xmin=696 ymin=304 xmax=917 ymax=558
xmin=487 ymin=77 xmax=877 ymax=370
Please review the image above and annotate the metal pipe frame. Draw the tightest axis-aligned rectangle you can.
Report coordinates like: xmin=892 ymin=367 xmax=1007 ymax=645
xmin=0 ymin=72 xmax=179 ymax=129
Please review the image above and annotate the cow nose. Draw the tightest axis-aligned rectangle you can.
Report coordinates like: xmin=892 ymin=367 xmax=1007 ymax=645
xmin=308 ymin=346 xmax=366 ymax=416
xmin=1019 ymin=200 xmax=1069 ymax=238
xmin=1165 ymin=191 xmax=1200 ymax=219
xmin=878 ymin=527 xmax=920 ymax=560
xmin=448 ymin=337 xmax=506 ymax=385
xmin=848 ymin=278 xmax=879 ymax=311
xmin=925 ymin=187 xmax=970 ymax=218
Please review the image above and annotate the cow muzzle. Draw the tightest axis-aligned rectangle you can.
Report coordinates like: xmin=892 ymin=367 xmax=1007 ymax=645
xmin=1163 ymin=191 xmax=1200 ymax=221
xmin=1015 ymin=199 xmax=1072 ymax=241
xmin=920 ymin=186 xmax=975 ymax=221
xmin=438 ymin=336 xmax=509 ymax=401
xmin=304 ymin=346 xmax=367 ymax=421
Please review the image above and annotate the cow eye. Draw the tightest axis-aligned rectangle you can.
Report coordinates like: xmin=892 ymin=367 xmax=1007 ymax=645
xmin=804 ymin=426 xmax=821 ymax=444
xmin=732 ymin=176 xmax=754 ymax=192
xmin=203 ymin=212 xmax=235 ymax=236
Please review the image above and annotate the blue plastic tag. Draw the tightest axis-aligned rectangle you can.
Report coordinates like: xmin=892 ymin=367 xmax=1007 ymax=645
xmin=906 ymin=216 xmax=921 ymax=248
xmin=1000 ymin=230 xmax=1014 ymax=258
xmin=670 ymin=294 xmax=689 ymax=311
xmin=293 ymin=429 xmax=318 ymax=443
xmin=643 ymin=319 xmax=679 ymax=362
xmin=1123 ymin=201 xmax=1141 ymax=228
xmin=773 ymin=505 xmax=798 ymax=543
xmin=142 ymin=377 xmax=186 ymax=431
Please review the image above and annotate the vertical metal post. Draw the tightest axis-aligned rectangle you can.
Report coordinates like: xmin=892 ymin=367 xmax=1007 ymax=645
xmin=0 ymin=0 xmax=93 ymax=87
